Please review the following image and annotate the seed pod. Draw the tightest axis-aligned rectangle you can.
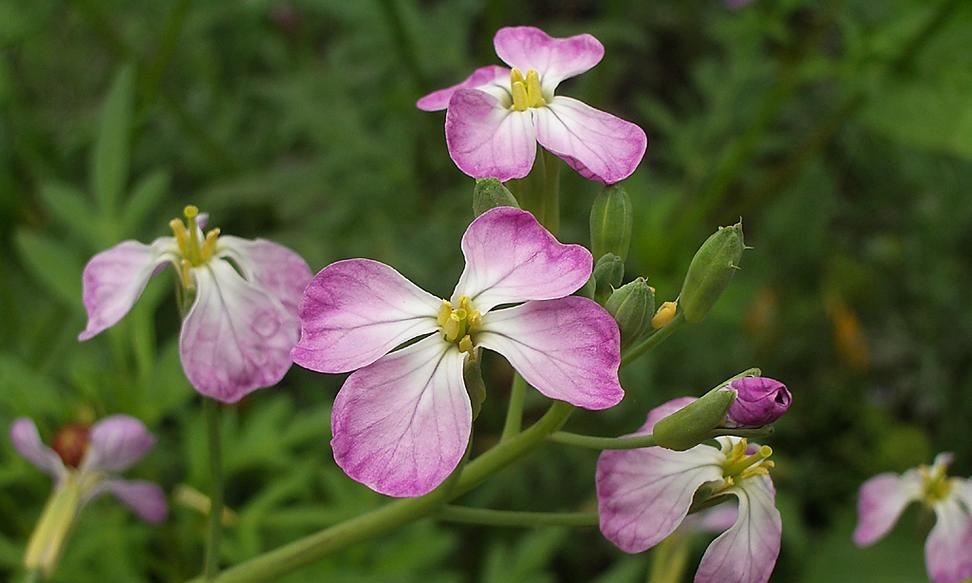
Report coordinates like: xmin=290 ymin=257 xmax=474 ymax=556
xmin=652 ymin=389 xmax=736 ymax=451
xmin=605 ymin=277 xmax=654 ymax=348
xmin=679 ymin=221 xmax=745 ymax=323
xmin=473 ymin=178 xmax=519 ymax=216
xmin=590 ymin=184 xmax=634 ymax=261
xmin=593 ymin=253 xmax=624 ymax=304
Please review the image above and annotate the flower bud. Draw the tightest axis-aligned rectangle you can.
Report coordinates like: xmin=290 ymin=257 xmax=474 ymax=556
xmin=51 ymin=423 xmax=90 ymax=468
xmin=593 ymin=253 xmax=624 ymax=304
xmin=652 ymin=389 xmax=736 ymax=451
xmin=463 ymin=354 xmax=487 ymax=420
xmin=605 ymin=277 xmax=654 ymax=348
xmin=590 ymin=184 xmax=633 ymax=261
xmin=473 ymin=178 xmax=519 ymax=216
xmin=722 ymin=377 xmax=791 ymax=427
xmin=574 ymin=274 xmax=596 ymax=300
xmin=679 ymin=221 xmax=745 ymax=323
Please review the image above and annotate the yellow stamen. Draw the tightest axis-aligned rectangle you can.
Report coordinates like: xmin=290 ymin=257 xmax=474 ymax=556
xmin=510 ymin=68 xmax=525 ymax=85
xmin=178 ymin=258 xmax=194 ymax=290
xmin=525 ymin=69 xmax=545 ymax=106
xmin=458 ymin=335 xmax=473 ymax=354
xmin=201 ymin=228 xmax=221 ymax=262
xmin=511 ymin=80 xmax=529 ymax=111
xmin=437 ymin=300 xmax=453 ymax=327
xmin=169 ymin=219 xmax=189 ymax=256
xmin=651 ymin=301 xmax=678 ymax=329
xmin=444 ymin=313 xmax=463 ymax=342
xmin=184 ymin=205 xmax=201 ymax=265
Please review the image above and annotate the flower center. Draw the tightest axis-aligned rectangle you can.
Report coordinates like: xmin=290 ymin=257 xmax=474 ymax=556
xmin=437 ymin=296 xmax=481 ymax=353
xmin=170 ymin=205 xmax=221 ymax=287
xmin=717 ymin=438 xmax=775 ymax=490
xmin=51 ymin=423 xmax=90 ymax=469
xmin=510 ymin=68 xmax=546 ymax=112
xmin=919 ymin=462 xmax=955 ymax=504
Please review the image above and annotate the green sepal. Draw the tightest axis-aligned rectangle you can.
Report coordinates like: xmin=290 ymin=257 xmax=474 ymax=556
xmin=574 ymin=274 xmax=596 ymax=300
xmin=473 ymin=178 xmax=519 ymax=217
xmin=605 ymin=277 xmax=654 ymax=349
xmin=678 ymin=221 xmax=745 ymax=323
xmin=652 ymin=389 xmax=736 ymax=451
xmin=593 ymin=253 xmax=624 ymax=304
xmin=590 ymin=184 xmax=633 ymax=261
xmin=463 ymin=353 xmax=487 ymax=420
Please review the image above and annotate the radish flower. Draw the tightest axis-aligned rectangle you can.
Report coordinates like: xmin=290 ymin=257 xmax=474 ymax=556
xmin=854 ymin=453 xmax=972 ymax=583
xmin=418 ymin=26 xmax=647 ymax=184
xmin=293 ymin=207 xmax=623 ymax=497
xmin=79 ymin=206 xmax=312 ymax=403
xmin=597 ymin=397 xmax=782 ymax=583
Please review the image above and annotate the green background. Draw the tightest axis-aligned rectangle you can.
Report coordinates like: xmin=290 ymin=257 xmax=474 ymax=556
xmin=1 ymin=0 xmax=970 ymax=580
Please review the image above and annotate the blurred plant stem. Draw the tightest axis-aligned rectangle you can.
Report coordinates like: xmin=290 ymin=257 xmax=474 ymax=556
xmin=647 ymin=533 xmax=690 ymax=583
xmin=438 ymin=506 xmax=598 ymax=527
xmin=500 ymin=373 xmax=528 ymax=441
xmin=203 ymin=399 xmax=224 ymax=579
xmin=69 ymin=0 xmax=237 ymax=173
xmin=548 ymin=426 xmax=773 ymax=450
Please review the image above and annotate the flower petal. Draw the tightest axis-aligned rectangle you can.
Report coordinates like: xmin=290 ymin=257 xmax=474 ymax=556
xmin=81 ymin=415 xmax=156 ymax=473
xmin=852 ymin=470 xmax=923 ymax=546
xmin=9 ymin=418 xmax=65 ymax=479
xmin=597 ymin=443 xmax=724 ymax=553
xmin=292 ymin=259 xmax=441 ymax=374
xmin=452 ymin=207 xmax=592 ymax=312
xmin=534 ymin=96 xmax=647 ymax=184
xmin=492 ymin=26 xmax=604 ymax=95
xmin=691 ymin=504 xmax=739 ymax=534
xmin=926 ymin=495 xmax=972 ymax=583
xmin=217 ymin=236 xmax=312 ymax=314
xmin=444 ymin=89 xmax=537 ymax=182
xmin=477 ymin=297 xmax=622 ymax=409
xmin=181 ymin=260 xmax=298 ymax=402
xmin=79 ymin=239 xmax=177 ymax=341
xmin=330 ymin=335 xmax=470 ymax=498
xmin=694 ymin=476 xmax=782 ymax=583
xmin=417 ymin=65 xmax=511 ymax=111
xmin=95 ymin=479 xmax=168 ymax=523
xmin=639 ymin=396 xmax=699 ymax=434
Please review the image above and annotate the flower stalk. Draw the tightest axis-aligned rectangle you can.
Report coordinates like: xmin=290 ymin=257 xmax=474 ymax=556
xmin=203 ymin=398 xmax=224 ymax=579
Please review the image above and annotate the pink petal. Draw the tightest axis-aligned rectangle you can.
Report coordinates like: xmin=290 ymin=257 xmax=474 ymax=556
xmin=217 ymin=236 xmax=313 ymax=314
xmin=597 ymin=443 xmax=724 ymax=553
xmin=79 ymin=239 xmax=177 ymax=341
xmin=493 ymin=26 xmax=604 ymax=95
xmin=534 ymin=96 xmax=647 ymax=184
xmin=444 ymin=89 xmax=537 ymax=182
xmin=9 ymin=418 xmax=65 ymax=480
xmin=330 ymin=335 xmax=470 ymax=498
xmin=926 ymin=496 xmax=972 ymax=583
xmin=180 ymin=260 xmax=298 ymax=403
xmin=852 ymin=470 xmax=923 ymax=547
xmin=691 ymin=504 xmax=740 ymax=534
xmin=417 ymin=65 xmax=511 ymax=112
xmin=477 ymin=297 xmax=622 ymax=409
xmin=453 ymin=207 xmax=592 ymax=312
xmin=97 ymin=479 xmax=168 ymax=523
xmin=292 ymin=259 xmax=441 ymax=374
xmin=694 ymin=476 xmax=782 ymax=583
xmin=82 ymin=415 xmax=156 ymax=473
xmin=639 ymin=396 xmax=699 ymax=434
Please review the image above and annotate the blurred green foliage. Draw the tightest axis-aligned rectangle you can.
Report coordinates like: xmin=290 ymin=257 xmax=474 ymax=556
xmin=2 ymin=0 xmax=971 ymax=581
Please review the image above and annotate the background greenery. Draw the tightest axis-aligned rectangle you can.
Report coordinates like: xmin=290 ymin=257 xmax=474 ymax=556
xmin=2 ymin=0 xmax=971 ymax=581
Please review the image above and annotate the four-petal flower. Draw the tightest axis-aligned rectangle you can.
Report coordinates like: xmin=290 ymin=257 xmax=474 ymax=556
xmin=418 ymin=26 xmax=647 ymax=184
xmin=293 ymin=207 xmax=624 ymax=497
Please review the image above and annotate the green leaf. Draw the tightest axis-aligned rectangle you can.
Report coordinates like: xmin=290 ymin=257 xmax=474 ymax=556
xmin=14 ymin=229 xmax=83 ymax=308
xmin=122 ymin=169 xmax=171 ymax=236
xmin=37 ymin=181 xmax=101 ymax=248
xmin=91 ymin=64 xmax=136 ymax=216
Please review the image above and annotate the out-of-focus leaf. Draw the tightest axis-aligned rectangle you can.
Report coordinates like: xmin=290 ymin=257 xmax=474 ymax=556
xmin=14 ymin=229 xmax=83 ymax=308
xmin=91 ymin=64 xmax=135 ymax=216
xmin=37 ymin=181 xmax=101 ymax=248
xmin=122 ymin=169 xmax=171 ymax=236
xmin=0 ymin=352 xmax=68 ymax=418
xmin=481 ymin=528 xmax=568 ymax=583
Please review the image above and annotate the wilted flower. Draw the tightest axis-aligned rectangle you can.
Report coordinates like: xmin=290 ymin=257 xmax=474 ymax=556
xmin=11 ymin=416 xmax=166 ymax=576
xmin=293 ymin=207 xmax=623 ymax=497
xmin=79 ymin=206 xmax=312 ymax=403
xmin=723 ymin=376 xmax=791 ymax=427
xmin=854 ymin=453 xmax=972 ymax=583
xmin=597 ymin=397 xmax=782 ymax=583
xmin=417 ymin=26 xmax=647 ymax=184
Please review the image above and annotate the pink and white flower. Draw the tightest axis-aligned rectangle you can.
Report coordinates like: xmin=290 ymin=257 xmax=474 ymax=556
xmin=854 ymin=453 xmax=972 ymax=583
xmin=597 ymin=397 xmax=782 ymax=583
xmin=10 ymin=416 xmax=167 ymax=523
xmin=293 ymin=207 xmax=623 ymax=497
xmin=79 ymin=206 xmax=312 ymax=403
xmin=417 ymin=26 xmax=647 ymax=184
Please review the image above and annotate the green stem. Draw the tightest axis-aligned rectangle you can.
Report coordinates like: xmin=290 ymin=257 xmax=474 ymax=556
xmin=620 ymin=312 xmax=685 ymax=368
xmin=438 ymin=506 xmax=597 ymax=528
xmin=19 ymin=571 xmax=40 ymax=583
xmin=186 ymin=401 xmax=573 ymax=583
xmin=539 ymin=149 xmax=560 ymax=235
xmin=203 ymin=399 xmax=224 ymax=579
xmin=500 ymin=373 xmax=528 ymax=441
xmin=548 ymin=426 xmax=773 ymax=451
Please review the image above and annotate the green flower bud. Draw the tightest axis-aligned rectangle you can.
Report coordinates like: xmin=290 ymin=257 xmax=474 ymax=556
xmin=463 ymin=353 xmax=486 ymax=420
xmin=473 ymin=178 xmax=519 ymax=216
xmin=652 ymin=389 xmax=736 ymax=451
xmin=605 ymin=277 xmax=654 ymax=348
xmin=678 ymin=221 xmax=745 ymax=323
xmin=593 ymin=253 xmax=624 ymax=304
xmin=590 ymin=184 xmax=634 ymax=261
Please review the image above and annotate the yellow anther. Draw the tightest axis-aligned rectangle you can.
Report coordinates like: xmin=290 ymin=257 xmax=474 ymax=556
xmin=510 ymin=68 xmax=525 ymax=85
xmin=651 ymin=301 xmax=678 ymax=329
xmin=458 ymin=335 xmax=473 ymax=354
xmin=178 ymin=258 xmax=194 ymax=290
xmin=525 ymin=69 xmax=545 ymax=106
xmin=201 ymin=228 xmax=221 ymax=262
xmin=511 ymin=80 xmax=529 ymax=111
xmin=169 ymin=218 xmax=189 ymax=255
xmin=443 ymin=313 xmax=463 ymax=342
xmin=437 ymin=300 xmax=453 ymax=327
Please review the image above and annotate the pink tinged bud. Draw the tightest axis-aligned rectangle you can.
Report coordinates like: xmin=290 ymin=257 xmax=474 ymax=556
xmin=724 ymin=377 xmax=791 ymax=427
